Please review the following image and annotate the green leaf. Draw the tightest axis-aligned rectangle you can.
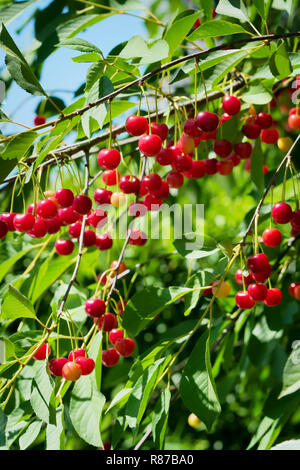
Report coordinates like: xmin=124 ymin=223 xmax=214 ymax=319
xmin=216 ymin=0 xmax=249 ymax=22
xmin=119 ymin=35 xmax=149 ymax=59
xmin=0 ymin=409 xmax=7 ymax=448
xmin=187 ymin=20 xmax=250 ymax=41
xmin=82 ymin=76 xmax=114 ymax=137
xmin=279 ymin=344 xmax=300 ymax=398
xmin=139 ymin=39 xmax=169 ymax=65
xmin=46 ymin=407 xmax=65 ymax=450
xmin=102 ymin=100 xmax=135 ymax=126
xmin=271 ymin=440 xmax=300 ymax=450
xmin=105 ymin=388 xmax=133 ymax=414
xmin=180 ymin=330 xmax=221 ymax=431
xmin=250 ymin=139 xmax=264 ymax=194
xmin=272 ymin=0 xmax=293 ymax=15
xmin=252 ymin=0 xmax=266 ymax=18
xmin=72 ymin=52 xmax=101 ymax=63
xmin=1 ymin=131 xmax=37 ymax=160
xmin=69 ymin=375 xmax=106 ymax=448
xmin=2 ymin=285 xmax=36 ymax=321
xmin=122 ymin=286 xmax=198 ymax=336
xmin=164 ymin=11 xmax=200 ymax=59
xmin=269 ymin=41 xmax=293 ymax=78
xmin=30 ymin=361 xmax=56 ymax=425
xmin=85 ymin=62 xmax=105 ymax=91
xmin=110 ymin=0 xmax=145 ymax=10
xmin=0 ymin=157 xmax=17 ymax=184
xmin=174 ymin=233 xmax=219 ymax=260
xmin=55 ymin=38 xmax=103 ymax=56
xmin=0 ymin=246 xmax=33 ymax=283
xmin=152 ymin=386 xmax=171 ymax=449
xmin=198 ymin=0 xmax=213 ymax=19
xmin=19 ymin=420 xmax=43 ymax=450
xmin=0 ymin=1 xmax=38 ymax=26
xmin=87 ymin=331 xmax=103 ymax=392
xmin=242 ymin=82 xmax=273 ymax=105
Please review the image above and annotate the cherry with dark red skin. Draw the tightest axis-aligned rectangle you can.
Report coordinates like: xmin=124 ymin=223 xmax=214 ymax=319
xmin=138 ymin=134 xmax=162 ymax=156
xmin=55 ymin=189 xmax=74 ymax=208
xmin=68 ymin=348 xmax=86 ymax=362
xmin=247 ymin=283 xmax=268 ymax=302
xmin=184 ymin=160 xmax=206 ymax=179
xmin=156 ymin=148 xmax=175 ymax=166
xmin=147 ymin=122 xmax=169 ymax=141
xmin=95 ymin=313 xmax=117 ymax=332
xmin=102 ymin=348 xmax=120 ymax=367
xmin=128 ymin=229 xmax=148 ymax=246
xmin=33 ymin=343 xmax=51 ymax=360
xmin=55 ymin=239 xmax=74 ymax=256
xmin=234 ymin=142 xmax=252 ymax=159
xmin=183 ymin=119 xmax=203 ymax=138
xmin=216 ymin=160 xmax=234 ymax=175
xmin=13 ymin=213 xmax=35 ymax=232
xmin=47 ymin=217 xmax=61 ymax=234
xmin=252 ymin=265 xmax=272 ymax=282
xmin=49 ymin=358 xmax=68 ymax=377
xmin=115 ymin=338 xmax=135 ymax=357
xmin=69 ymin=222 xmax=82 ymax=239
xmin=144 ymin=194 xmax=162 ymax=211
xmin=117 ymin=300 xmax=127 ymax=315
xmin=87 ymin=210 xmax=107 ymax=229
xmin=272 ymin=202 xmax=293 ymax=224
xmin=227 ymin=154 xmax=241 ymax=167
xmin=139 ymin=179 xmax=149 ymax=197
xmin=109 ymin=329 xmax=124 ymax=345
xmin=83 ymin=230 xmax=96 ymax=247
xmin=97 ymin=273 xmax=108 ymax=285
xmin=262 ymin=228 xmax=282 ymax=247
xmin=62 ymin=361 xmax=82 ymax=381
xmin=34 ymin=115 xmax=46 ymax=126
xmin=264 ymin=288 xmax=282 ymax=307
xmin=36 ymin=199 xmax=58 ymax=220
xmin=204 ymin=158 xmax=217 ymax=175
xmin=143 ymin=173 xmax=162 ymax=192
xmin=75 ymin=357 xmax=95 ymax=375
xmin=94 ymin=188 xmax=112 ymax=205
xmin=261 ymin=128 xmax=279 ymax=144
xmin=222 ymin=95 xmax=241 ymax=115
xmin=150 ymin=180 xmax=169 ymax=200
xmin=95 ymin=233 xmax=113 ymax=251
xmin=97 ymin=149 xmax=121 ymax=170
xmin=235 ymin=291 xmax=255 ymax=309
xmin=196 ymin=111 xmax=219 ymax=132
xmin=0 ymin=213 xmax=16 ymax=231
xmin=28 ymin=218 xmax=48 ymax=238
xmin=72 ymin=195 xmax=92 ymax=215
xmin=247 ymin=253 xmax=270 ymax=273
xmin=119 ymin=175 xmax=140 ymax=194
xmin=58 ymin=207 xmax=79 ymax=225
xmin=167 ymin=171 xmax=184 ymax=188
xmin=126 ymin=115 xmax=148 ymax=136
xmin=255 ymin=112 xmax=272 ymax=129
xmin=221 ymin=113 xmax=232 ymax=123
xmin=85 ymin=298 xmax=106 ymax=318
xmin=102 ymin=169 xmax=120 ymax=186
xmin=291 ymin=210 xmax=300 ymax=231
xmin=213 ymin=139 xmax=233 ymax=158
xmin=0 ymin=221 xmax=8 ymax=239
xmin=242 ymin=122 xmax=261 ymax=139
xmin=235 ymin=269 xmax=253 ymax=286
xmin=129 ymin=202 xmax=147 ymax=218
xmin=172 ymin=154 xmax=193 ymax=172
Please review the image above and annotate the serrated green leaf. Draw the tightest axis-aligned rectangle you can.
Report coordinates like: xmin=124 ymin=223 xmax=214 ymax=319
xmin=216 ymin=0 xmax=249 ymax=22
xmin=46 ymin=407 xmax=65 ymax=450
xmin=2 ymin=285 xmax=36 ymax=320
xmin=56 ymin=37 xmax=103 ymax=56
xmin=242 ymin=82 xmax=273 ymax=104
xmin=269 ymin=41 xmax=293 ymax=78
xmin=164 ymin=11 xmax=200 ymax=59
xmin=0 ymin=0 xmax=38 ymax=26
xmin=152 ymin=386 xmax=171 ymax=449
xmin=174 ymin=233 xmax=219 ymax=260
xmin=187 ymin=20 xmax=250 ymax=41
xmin=19 ymin=420 xmax=43 ymax=450
xmin=1 ymin=130 xmax=37 ymax=161
xmin=30 ymin=361 xmax=56 ymax=425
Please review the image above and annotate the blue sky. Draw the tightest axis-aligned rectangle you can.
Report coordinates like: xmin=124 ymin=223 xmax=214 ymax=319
xmin=0 ymin=0 xmax=148 ymax=132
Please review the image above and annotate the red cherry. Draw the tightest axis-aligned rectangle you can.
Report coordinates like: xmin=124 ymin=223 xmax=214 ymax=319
xmin=247 ymin=283 xmax=268 ymax=302
xmin=242 ymin=122 xmax=261 ymax=139
xmin=234 ymin=142 xmax=252 ymax=159
xmin=184 ymin=119 xmax=203 ymax=138
xmin=83 ymin=230 xmax=96 ymax=247
xmin=196 ymin=112 xmax=219 ymax=132
xmin=128 ymin=229 xmax=147 ymax=246
xmin=138 ymin=134 xmax=162 ymax=156
xmin=102 ymin=169 xmax=120 ymax=186
xmin=13 ymin=213 xmax=35 ymax=232
xmin=34 ymin=115 xmax=46 ymax=126
xmin=156 ymin=147 xmax=175 ymax=166
xmin=47 ymin=217 xmax=61 ymax=234
xmin=247 ymin=253 xmax=270 ymax=273
xmin=110 ymin=260 xmax=127 ymax=275
xmin=216 ymin=160 xmax=234 ymax=175
xmin=235 ymin=291 xmax=255 ymax=309
xmin=58 ymin=207 xmax=79 ymax=225
xmin=177 ymin=134 xmax=195 ymax=155
xmin=0 ymin=220 xmax=8 ymax=239
xmin=97 ymin=273 xmax=108 ymax=285
xmin=150 ymin=180 xmax=169 ymax=200
xmin=126 ymin=115 xmax=148 ymax=136
xmin=227 ymin=153 xmax=241 ymax=166
xmin=55 ymin=239 xmax=74 ymax=256
xmin=0 ymin=212 xmax=16 ymax=231
xmin=68 ymin=222 xmax=81 ymax=238
xmin=184 ymin=160 xmax=206 ymax=179
xmin=222 ymin=95 xmax=241 ymax=115
xmin=288 ymin=114 xmax=300 ymax=130
xmin=62 ymin=361 xmax=82 ymax=381
xmin=94 ymin=189 xmax=112 ymax=205
xmin=72 ymin=195 xmax=92 ymax=215
xmin=109 ymin=329 xmax=124 ymax=345
xmin=235 ymin=269 xmax=253 ymax=286
xmin=75 ymin=357 xmax=95 ymax=375
xmin=172 ymin=154 xmax=193 ymax=172
xmin=290 ymin=210 xmax=300 ymax=230
xmin=55 ymin=189 xmax=74 ymax=208
xmin=147 ymin=122 xmax=169 ymax=141
xmin=49 ymin=358 xmax=68 ymax=377
xmin=97 ymin=149 xmax=121 ymax=170
xmin=289 ymin=107 xmax=300 ymax=116
xmin=119 ymin=175 xmax=140 ymax=194
xmin=193 ymin=17 xmax=201 ymax=29
xmin=221 ymin=113 xmax=232 ymax=123
xmin=68 ymin=349 xmax=86 ymax=362
xmin=128 ymin=202 xmax=147 ymax=217
xmin=96 ymin=313 xmax=117 ymax=332
xmin=264 ymin=288 xmax=282 ymax=307
xmin=85 ymin=298 xmax=106 ymax=318
xmin=36 ymin=199 xmax=58 ymax=220
xmin=144 ymin=194 xmax=162 ymax=211
xmin=261 ymin=128 xmax=279 ymax=144
xmin=115 ymin=338 xmax=135 ymax=357
xmin=117 ymin=300 xmax=127 ymax=315
xmin=167 ymin=171 xmax=184 ymax=188
xmin=204 ymin=158 xmax=217 ymax=175
xmin=294 ymin=285 xmax=300 ymax=301
xmin=272 ymin=202 xmax=293 ymax=224
xmin=28 ymin=218 xmax=48 ymax=238
xmin=255 ymin=112 xmax=272 ymax=129
xmin=95 ymin=233 xmax=113 ymax=250
xmin=143 ymin=173 xmax=162 ymax=192
xmin=87 ymin=210 xmax=107 ymax=229
xmin=214 ymin=139 xmax=232 ymax=158
xmin=252 ymin=265 xmax=272 ymax=282
xmin=262 ymin=228 xmax=282 ymax=247
xmin=288 ymin=282 xmax=299 ymax=298
xmin=33 ymin=343 xmax=51 ymax=360
xmin=102 ymin=348 xmax=120 ymax=367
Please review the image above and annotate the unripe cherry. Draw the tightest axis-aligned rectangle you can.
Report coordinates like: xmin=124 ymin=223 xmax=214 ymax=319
xmin=62 ymin=361 xmax=82 ymax=381
xmin=288 ymin=114 xmax=300 ymax=130
xmin=222 ymin=95 xmax=241 ymax=115
xmin=212 ymin=281 xmax=230 ymax=298
xmin=138 ymin=134 xmax=162 ymax=156
xmin=102 ymin=348 xmax=120 ymax=367
xmin=110 ymin=260 xmax=127 ymax=275
xmin=177 ymin=133 xmax=195 ymax=155
xmin=111 ymin=192 xmax=126 ymax=208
